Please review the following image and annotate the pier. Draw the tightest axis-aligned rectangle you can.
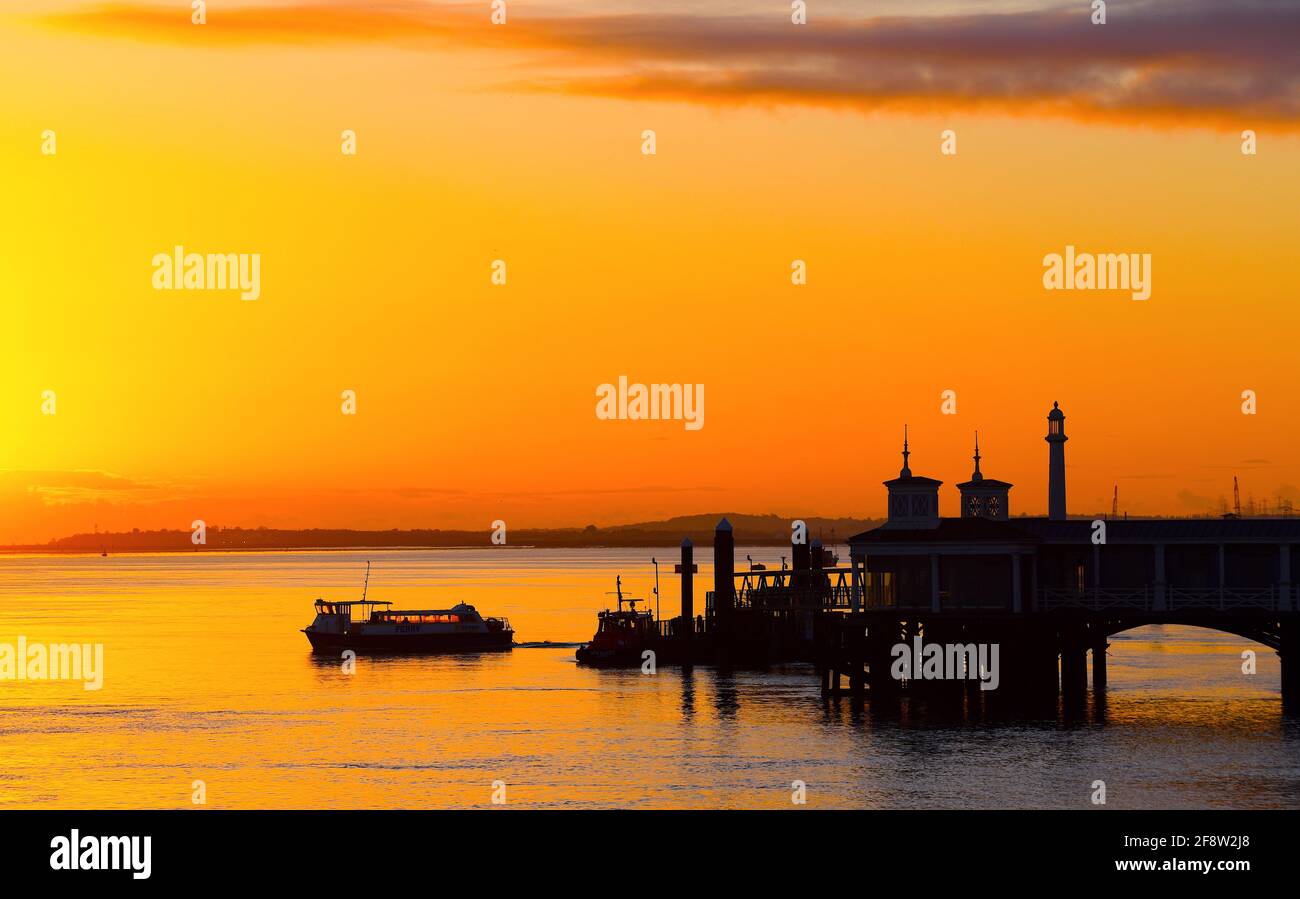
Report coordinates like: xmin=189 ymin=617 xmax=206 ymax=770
xmin=659 ymin=403 xmax=1300 ymax=707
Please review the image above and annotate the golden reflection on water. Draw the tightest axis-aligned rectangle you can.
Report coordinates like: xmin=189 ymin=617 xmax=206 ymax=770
xmin=1 ymin=549 xmax=1298 ymax=809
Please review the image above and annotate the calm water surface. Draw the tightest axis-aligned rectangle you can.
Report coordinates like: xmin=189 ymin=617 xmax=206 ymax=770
xmin=2 ymin=547 xmax=1298 ymax=809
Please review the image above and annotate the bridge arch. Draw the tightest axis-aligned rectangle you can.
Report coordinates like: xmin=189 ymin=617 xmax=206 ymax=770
xmin=1097 ymin=617 xmax=1281 ymax=651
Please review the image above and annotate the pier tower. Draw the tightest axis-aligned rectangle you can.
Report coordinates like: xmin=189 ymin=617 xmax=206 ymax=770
xmin=1046 ymin=402 xmax=1068 ymax=520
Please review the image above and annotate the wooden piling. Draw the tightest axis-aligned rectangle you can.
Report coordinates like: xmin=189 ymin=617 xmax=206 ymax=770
xmin=679 ymin=538 xmax=694 ymax=661
xmin=713 ymin=518 xmax=734 ymax=634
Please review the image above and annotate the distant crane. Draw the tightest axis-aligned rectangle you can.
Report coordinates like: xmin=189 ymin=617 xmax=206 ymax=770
xmin=1111 ymin=485 xmax=1118 ymax=519
xmin=1224 ymin=477 xmax=1243 ymax=519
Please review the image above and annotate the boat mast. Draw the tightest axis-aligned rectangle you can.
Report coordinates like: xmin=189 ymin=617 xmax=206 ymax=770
xmin=361 ymin=561 xmax=371 ymax=603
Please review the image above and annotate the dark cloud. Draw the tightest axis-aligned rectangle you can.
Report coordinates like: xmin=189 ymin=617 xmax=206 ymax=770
xmin=38 ymin=0 xmax=1300 ymax=126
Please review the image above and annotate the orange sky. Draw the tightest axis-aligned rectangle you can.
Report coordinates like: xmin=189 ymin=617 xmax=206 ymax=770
xmin=2 ymin=0 xmax=1298 ymax=543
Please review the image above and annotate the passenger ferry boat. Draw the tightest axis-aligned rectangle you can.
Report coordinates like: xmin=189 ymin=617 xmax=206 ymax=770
xmin=575 ymin=576 xmax=659 ymax=667
xmin=302 ymin=564 xmax=513 ymax=653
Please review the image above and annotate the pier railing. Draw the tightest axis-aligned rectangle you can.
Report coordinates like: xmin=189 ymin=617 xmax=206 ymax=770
xmin=1037 ymin=587 xmax=1151 ymax=610
xmin=734 ymin=571 xmax=856 ymax=611
xmin=1037 ymin=586 xmax=1286 ymax=611
xmin=708 ymin=584 xmax=1293 ymax=616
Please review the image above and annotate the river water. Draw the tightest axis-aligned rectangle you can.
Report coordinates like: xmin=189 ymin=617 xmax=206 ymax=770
xmin=1 ymin=547 xmax=1297 ymax=809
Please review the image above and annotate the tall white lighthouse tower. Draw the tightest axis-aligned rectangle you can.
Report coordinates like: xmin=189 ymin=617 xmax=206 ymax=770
xmin=1046 ymin=401 xmax=1068 ymax=520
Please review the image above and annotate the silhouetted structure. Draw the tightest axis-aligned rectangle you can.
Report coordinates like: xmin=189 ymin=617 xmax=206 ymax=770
xmin=835 ymin=402 xmax=1300 ymax=705
xmin=1047 ymin=401 xmax=1068 ymax=520
xmin=580 ymin=401 xmax=1299 ymax=711
xmin=957 ymin=433 xmax=1011 ymax=521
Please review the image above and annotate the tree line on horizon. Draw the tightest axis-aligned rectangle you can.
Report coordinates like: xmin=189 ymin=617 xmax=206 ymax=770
xmin=10 ymin=513 xmax=882 ymax=552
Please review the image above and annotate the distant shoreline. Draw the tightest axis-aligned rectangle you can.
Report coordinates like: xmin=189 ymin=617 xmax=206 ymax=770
xmin=0 ymin=540 xmax=838 ymax=556
xmin=0 ymin=514 xmax=877 ymax=556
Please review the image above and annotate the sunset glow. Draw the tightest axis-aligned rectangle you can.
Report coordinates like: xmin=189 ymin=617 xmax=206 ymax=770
xmin=3 ymin=0 xmax=1298 ymax=544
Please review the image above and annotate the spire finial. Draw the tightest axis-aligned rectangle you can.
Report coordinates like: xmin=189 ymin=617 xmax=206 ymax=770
xmin=972 ymin=430 xmax=983 ymax=481
xmin=900 ymin=424 xmax=912 ymax=478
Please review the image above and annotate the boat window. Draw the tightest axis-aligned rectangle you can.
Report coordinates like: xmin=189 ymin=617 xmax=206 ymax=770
xmin=376 ymin=613 xmax=461 ymax=624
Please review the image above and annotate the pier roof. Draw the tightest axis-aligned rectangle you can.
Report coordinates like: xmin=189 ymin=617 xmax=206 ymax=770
xmin=850 ymin=516 xmax=1300 ymax=546
xmin=883 ymin=475 xmax=944 ymax=488
xmin=848 ymin=517 xmax=1034 ymax=545
xmin=1016 ymin=517 xmax=1300 ymax=544
xmin=955 ymin=477 xmax=1014 ymax=490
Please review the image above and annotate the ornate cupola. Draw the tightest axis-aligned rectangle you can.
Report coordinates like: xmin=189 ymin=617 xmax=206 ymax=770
xmin=957 ymin=432 xmax=1013 ymax=521
xmin=883 ymin=426 xmax=942 ymax=529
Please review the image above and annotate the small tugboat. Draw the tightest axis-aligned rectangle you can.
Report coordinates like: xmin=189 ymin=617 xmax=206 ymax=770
xmin=575 ymin=576 xmax=659 ymax=667
xmin=302 ymin=563 xmax=514 ymax=654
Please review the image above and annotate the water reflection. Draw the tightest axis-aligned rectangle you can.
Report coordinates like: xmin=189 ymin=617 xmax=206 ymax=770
xmin=712 ymin=669 xmax=740 ymax=720
xmin=679 ymin=666 xmax=696 ymax=721
xmin=1 ymin=549 xmax=1296 ymax=809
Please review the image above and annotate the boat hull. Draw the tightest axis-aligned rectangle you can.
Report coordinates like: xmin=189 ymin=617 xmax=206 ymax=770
xmin=575 ymin=645 xmax=639 ymax=667
xmin=575 ymin=642 xmax=676 ymax=668
xmin=304 ymin=629 xmax=513 ymax=654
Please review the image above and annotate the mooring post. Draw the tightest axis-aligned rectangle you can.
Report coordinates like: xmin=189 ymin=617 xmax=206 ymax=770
xmin=809 ymin=538 xmax=824 ymax=604
xmin=792 ymin=536 xmax=811 ymax=590
xmin=679 ymin=538 xmax=694 ymax=656
xmin=713 ymin=518 xmax=734 ymax=634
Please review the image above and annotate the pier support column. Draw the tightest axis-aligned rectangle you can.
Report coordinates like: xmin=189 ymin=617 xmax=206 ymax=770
xmin=1060 ymin=637 xmax=1088 ymax=699
xmin=1091 ymin=639 xmax=1108 ymax=690
xmin=1282 ymin=623 xmax=1300 ymax=711
xmin=679 ymin=538 xmax=694 ymax=660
